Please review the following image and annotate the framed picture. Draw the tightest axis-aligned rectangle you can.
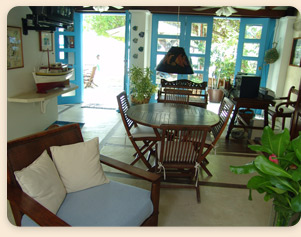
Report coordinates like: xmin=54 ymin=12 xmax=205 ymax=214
xmin=290 ymin=37 xmax=301 ymax=67
xmin=7 ymin=26 xmax=24 ymax=69
xmin=39 ymin=31 xmax=53 ymax=51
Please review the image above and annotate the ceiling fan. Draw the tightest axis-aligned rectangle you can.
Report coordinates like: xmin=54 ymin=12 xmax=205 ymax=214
xmin=193 ymin=6 xmax=264 ymax=17
xmin=82 ymin=6 xmax=124 ymax=12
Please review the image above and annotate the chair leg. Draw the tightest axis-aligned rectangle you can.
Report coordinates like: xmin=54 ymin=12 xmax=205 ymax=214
xmin=271 ymin=115 xmax=276 ymax=130
xmin=282 ymin=117 xmax=286 ymax=130
xmin=201 ymin=163 xmax=212 ymax=176
xmin=196 ymin=183 xmax=201 ymax=203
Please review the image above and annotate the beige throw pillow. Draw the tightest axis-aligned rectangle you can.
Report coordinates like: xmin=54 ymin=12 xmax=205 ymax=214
xmin=50 ymin=137 xmax=109 ymax=193
xmin=14 ymin=150 xmax=66 ymax=214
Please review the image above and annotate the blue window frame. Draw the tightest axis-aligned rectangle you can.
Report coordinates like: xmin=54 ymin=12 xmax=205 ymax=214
xmin=150 ymin=14 xmax=213 ymax=85
xmin=151 ymin=14 xmax=275 ymax=89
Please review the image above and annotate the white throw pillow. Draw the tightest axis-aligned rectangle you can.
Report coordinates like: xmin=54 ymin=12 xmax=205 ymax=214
xmin=50 ymin=137 xmax=109 ymax=193
xmin=14 ymin=150 xmax=66 ymax=214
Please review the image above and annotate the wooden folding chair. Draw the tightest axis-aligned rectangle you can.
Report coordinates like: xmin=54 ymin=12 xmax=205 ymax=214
xmin=117 ymin=91 xmax=161 ymax=170
xmin=84 ymin=66 xmax=98 ymax=88
xmin=155 ymin=124 xmax=211 ymax=203
xmin=201 ymin=97 xmax=234 ymax=176
xmin=163 ymin=89 xmax=192 ymax=104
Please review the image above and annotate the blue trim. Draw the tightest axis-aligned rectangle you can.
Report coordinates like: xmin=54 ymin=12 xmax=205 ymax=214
xmin=56 ymin=13 xmax=83 ymax=104
xmin=235 ymin=18 xmax=275 ymax=88
xmin=150 ymin=14 xmax=213 ymax=84
xmin=124 ymin=10 xmax=131 ymax=96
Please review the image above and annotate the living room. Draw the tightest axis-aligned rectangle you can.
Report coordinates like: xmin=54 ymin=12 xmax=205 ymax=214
xmin=5 ymin=4 xmax=301 ymax=231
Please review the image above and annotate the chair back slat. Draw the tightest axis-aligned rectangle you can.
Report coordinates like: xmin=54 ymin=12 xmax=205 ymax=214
xmin=163 ymin=89 xmax=191 ymax=104
xmin=211 ymin=97 xmax=234 ymax=140
xmin=159 ymin=125 xmax=210 ymax=166
xmin=117 ymin=91 xmax=135 ymax=133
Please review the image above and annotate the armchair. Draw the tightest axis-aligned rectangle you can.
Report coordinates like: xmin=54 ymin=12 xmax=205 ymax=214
xmin=7 ymin=124 xmax=160 ymax=226
xmin=268 ymin=86 xmax=298 ymax=130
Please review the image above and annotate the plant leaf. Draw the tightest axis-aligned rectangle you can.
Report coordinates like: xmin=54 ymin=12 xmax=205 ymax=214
xmin=254 ymin=155 xmax=292 ymax=179
xmin=291 ymin=193 xmax=301 ymax=212
xmin=261 ymin=127 xmax=290 ymax=156
xmin=269 ymin=176 xmax=298 ymax=194
xmin=230 ymin=162 xmax=256 ymax=174
xmin=292 ymin=136 xmax=301 ymax=162
xmin=291 ymin=167 xmax=301 ymax=182
xmin=266 ymin=186 xmax=287 ymax=194
xmin=248 ymin=144 xmax=273 ymax=154
xmin=247 ymin=175 xmax=270 ymax=189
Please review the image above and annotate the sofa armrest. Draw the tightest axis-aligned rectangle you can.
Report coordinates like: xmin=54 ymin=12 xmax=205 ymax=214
xmin=100 ymin=155 xmax=161 ymax=183
xmin=7 ymin=185 xmax=70 ymax=226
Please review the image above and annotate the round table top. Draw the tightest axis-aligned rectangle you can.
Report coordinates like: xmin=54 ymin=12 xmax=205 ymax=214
xmin=127 ymin=103 xmax=220 ymax=128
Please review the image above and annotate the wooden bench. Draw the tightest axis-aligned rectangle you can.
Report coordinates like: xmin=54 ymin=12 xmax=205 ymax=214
xmin=157 ymin=79 xmax=208 ymax=108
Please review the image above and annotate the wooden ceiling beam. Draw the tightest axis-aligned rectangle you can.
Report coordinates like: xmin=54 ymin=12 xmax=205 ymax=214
xmin=75 ymin=6 xmax=296 ymax=19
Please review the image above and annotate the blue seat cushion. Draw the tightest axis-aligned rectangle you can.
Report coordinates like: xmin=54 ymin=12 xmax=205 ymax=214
xmin=21 ymin=180 xmax=153 ymax=226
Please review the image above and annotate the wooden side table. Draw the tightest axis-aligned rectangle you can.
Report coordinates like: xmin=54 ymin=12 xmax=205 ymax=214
xmin=225 ymin=97 xmax=275 ymax=139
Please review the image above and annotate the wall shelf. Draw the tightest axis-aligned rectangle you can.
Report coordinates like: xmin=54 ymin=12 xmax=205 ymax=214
xmin=8 ymin=83 xmax=78 ymax=113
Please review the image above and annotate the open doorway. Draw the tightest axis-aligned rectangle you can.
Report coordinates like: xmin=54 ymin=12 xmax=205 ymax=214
xmin=82 ymin=13 xmax=125 ymax=109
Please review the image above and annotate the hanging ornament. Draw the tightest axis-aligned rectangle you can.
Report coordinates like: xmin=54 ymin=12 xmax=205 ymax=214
xmin=264 ymin=43 xmax=279 ymax=64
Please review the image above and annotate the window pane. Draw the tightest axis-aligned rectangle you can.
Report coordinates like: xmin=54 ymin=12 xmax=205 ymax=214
xmin=158 ymin=21 xmax=180 ymax=35
xmin=245 ymin=25 xmax=262 ymax=39
xmin=188 ymin=73 xmax=203 ymax=83
xmin=59 ymin=52 xmax=65 ymax=60
xmin=241 ymin=60 xmax=257 ymax=74
xmin=157 ymin=38 xmax=179 ymax=52
xmin=191 ymin=23 xmax=207 ymax=37
xmin=59 ymin=35 xmax=64 ymax=49
xmin=190 ymin=40 xmax=206 ymax=54
xmin=243 ymin=43 xmax=260 ymax=57
xmin=191 ymin=56 xmax=205 ymax=71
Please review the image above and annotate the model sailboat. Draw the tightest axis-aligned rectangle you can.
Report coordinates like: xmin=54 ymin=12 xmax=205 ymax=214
xmin=33 ymin=50 xmax=74 ymax=93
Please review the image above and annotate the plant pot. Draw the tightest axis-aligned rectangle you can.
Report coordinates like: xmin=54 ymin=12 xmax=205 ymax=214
xmin=207 ymin=88 xmax=224 ymax=103
xmin=130 ymin=96 xmax=150 ymax=105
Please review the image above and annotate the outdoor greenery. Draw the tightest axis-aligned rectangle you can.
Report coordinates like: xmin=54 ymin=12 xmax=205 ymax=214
xmin=230 ymin=127 xmax=301 ymax=226
xmin=210 ymin=18 xmax=240 ymax=82
xmin=84 ymin=15 xmax=125 ymax=41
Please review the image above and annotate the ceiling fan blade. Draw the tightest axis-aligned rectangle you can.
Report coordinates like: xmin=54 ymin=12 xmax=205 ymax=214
xmin=234 ymin=6 xmax=264 ymax=11
xmin=193 ymin=7 xmax=217 ymax=11
xmin=112 ymin=6 xmax=124 ymax=9
xmin=216 ymin=7 xmax=237 ymax=17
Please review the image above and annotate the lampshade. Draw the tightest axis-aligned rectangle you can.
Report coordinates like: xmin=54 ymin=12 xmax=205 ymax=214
xmin=156 ymin=47 xmax=194 ymax=74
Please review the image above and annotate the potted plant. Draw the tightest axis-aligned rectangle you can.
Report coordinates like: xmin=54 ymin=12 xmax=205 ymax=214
xmin=129 ymin=65 xmax=157 ymax=104
xmin=230 ymin=127 xmax=301 ymax=226
xmin=207 ymin=71 xmax=224 ymax=103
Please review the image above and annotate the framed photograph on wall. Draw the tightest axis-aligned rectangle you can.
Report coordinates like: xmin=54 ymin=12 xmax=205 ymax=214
xmin=39 ymin=31 xmax=53 ymax=51
xmin=290 ymin=37 xmax=301 ymax=67
xmin=7 ymin=26 xmax=24 ymax=69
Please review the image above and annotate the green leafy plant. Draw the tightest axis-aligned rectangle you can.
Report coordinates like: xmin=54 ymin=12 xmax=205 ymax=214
xmin=230 ymin=127 xmax=301 ymax=226
xmin=129 ymin=65 xmax=157 ymax=104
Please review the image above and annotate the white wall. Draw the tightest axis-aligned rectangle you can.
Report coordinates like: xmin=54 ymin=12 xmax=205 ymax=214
xmin=129 ymin=10 xmax=152 ymax=69
xmin=7 ymin=7 xmax=58 ymax=140
xmin=266 ymin=16 xmax=296 ymax=97
xmin=284 ymin=12 xmax=301 ymax=100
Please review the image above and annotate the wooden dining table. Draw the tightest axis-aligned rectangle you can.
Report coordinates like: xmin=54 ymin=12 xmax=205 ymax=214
xmin=127 ymin=103 xmax=220 ymax=129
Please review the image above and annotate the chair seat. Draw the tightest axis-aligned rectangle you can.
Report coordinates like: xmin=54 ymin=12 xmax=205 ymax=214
xmin=268 ymin=106 xmax=294 ymax=116
xmin=21 ymin=181 xmax=153 ymax=226
xmin=131 ymin=124 xmax=159 ymax=138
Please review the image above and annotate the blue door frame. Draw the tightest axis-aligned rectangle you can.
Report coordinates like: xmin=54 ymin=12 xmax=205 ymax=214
xmin=235 ymin=18 xmax=276 ymax=87
xmin=56 ymin=12 xmax=83 ymax=104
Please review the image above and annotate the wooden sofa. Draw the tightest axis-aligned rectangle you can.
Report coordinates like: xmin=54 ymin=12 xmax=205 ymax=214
xmin=157 ymin=79 xmax=208 ymax=108
xmin=7 ymin=123 xmax=160 ymax=226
